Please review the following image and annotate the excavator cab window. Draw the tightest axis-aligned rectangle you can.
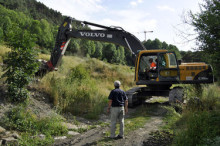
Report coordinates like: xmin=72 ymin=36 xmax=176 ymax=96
xmin=158 ymin=52 xmax=179 ymax=82
xmin=138 ymin=53 xmax=158 ymax=80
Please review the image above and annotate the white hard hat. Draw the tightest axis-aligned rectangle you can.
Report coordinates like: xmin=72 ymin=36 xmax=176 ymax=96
xmin=114 ymin=80 xmax=121 ymax=87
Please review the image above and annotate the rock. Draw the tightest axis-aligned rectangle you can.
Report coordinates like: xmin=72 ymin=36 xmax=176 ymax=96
xmin=79 ymin=124 xmax=88 ymax=129
xmin=38 ymin=134 xmax=46 ymax=140
xmin=2 ymin=137 xmax=18 ymax=145
xmin=0 ymin=126 xmax=6 ymax=134
xmin=0 ymin=127 xmax=6 ymax=139
xmin=68 ymin=131 xmax=79 ymax=136
xmin=31 ymin=134 xmax=46 ymax=140
xmin=61 ymin=122 xmax=78 ymax=130
xmin=11 ymin=132 xmax=20 ymax=139
xmin=54 ymin=136 xmax=67 ymax=140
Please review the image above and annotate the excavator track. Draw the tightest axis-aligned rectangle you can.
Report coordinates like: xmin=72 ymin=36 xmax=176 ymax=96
xmin=126 ymin=86 xmax=184 ymax=107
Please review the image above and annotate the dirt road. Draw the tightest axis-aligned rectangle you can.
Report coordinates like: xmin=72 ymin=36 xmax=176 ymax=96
xmin=54 ymin=100 xmax=169 ymax=146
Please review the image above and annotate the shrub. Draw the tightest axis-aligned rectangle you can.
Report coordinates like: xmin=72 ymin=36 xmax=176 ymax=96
xmin=4 ymin=105 xmax=67 ymax=135
xmin=173 ymin=84 xmax=220 ymax=145
xmin=174 ymin=111 xmax=220 ymax=146
xmin=2 ymin=24 xmax=39 ymax=102
xmin=3 ymin=105 xmax=68 ymax=145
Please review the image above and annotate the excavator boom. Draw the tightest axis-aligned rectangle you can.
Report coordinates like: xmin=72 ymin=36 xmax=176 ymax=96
xmin=38 ymin=17 xmax=145 ymax=73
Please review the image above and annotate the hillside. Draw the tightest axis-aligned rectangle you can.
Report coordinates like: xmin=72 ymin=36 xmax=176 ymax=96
xmin=0 ymin=0 xmax=219 ymax=145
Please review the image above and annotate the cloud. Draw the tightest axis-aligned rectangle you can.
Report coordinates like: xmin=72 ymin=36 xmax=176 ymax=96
xmin=157 ymin=5 xmax=175 ymax=12
xmin=37 ymin=0 xmax=105 ymax=20
xmin=98 ymin=9 xmax=156 ymax=38
xmin=130 ymin=0 xmax=143 ymax=7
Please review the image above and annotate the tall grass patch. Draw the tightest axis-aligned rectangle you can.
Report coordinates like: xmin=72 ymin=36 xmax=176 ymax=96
xmin=39 ymin=57 xmax=135 ymax=119
xmin=41 ymin=64 xmax=107 ymax=119
xmin=84 ymin=58 xmax=135 ymax=91
xmin=173 ymin=84 xmax=220 ymax=146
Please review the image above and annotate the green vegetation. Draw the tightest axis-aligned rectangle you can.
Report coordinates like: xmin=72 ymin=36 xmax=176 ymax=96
xmin=2 ymin=105 xmax=67 ymax=145
xmin=163 ymin=84 xmax=220 ymax=146
xmin=189 ymin=0 xmax=220 ymax=82
xmin=2 ymin=22 xmax=39 ymax=102
xmin=38 ymin=57 xmax=135 ymax=119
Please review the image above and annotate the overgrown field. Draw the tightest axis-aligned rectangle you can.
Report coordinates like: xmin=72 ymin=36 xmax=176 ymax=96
xmin=164 ymin=84 xmax=220 ymax=146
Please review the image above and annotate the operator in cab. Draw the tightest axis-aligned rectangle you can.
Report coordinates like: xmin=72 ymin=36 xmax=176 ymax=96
xmin=149 ymin=58 xmax=156 ymax=71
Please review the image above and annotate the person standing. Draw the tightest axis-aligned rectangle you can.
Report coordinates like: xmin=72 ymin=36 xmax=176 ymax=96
xmin=107 ymin=80 xmax=128 ymax=139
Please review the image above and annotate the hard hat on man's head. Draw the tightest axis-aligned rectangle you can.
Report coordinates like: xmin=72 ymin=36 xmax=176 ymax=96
xmin=114 ymin=80 xmax=121 ymax=87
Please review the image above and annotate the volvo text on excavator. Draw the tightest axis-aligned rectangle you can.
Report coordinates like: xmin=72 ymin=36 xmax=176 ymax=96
xmin=37 ymin=17 xmax=214 ymax=107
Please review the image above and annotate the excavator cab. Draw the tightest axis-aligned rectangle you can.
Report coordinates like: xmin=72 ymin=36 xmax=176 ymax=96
xmin=135 ymin=50 xmax=180 ymax=85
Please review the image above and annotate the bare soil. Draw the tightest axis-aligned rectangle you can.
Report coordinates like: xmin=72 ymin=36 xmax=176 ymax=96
xmin=54 ymin=101 xmax=170 ymax=146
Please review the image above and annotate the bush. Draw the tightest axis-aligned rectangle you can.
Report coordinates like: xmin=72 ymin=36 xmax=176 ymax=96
xmin=174 ymin=111 xmax=220 ymax=146
xmin=173 ymin=84 xmax=220 ymax=145
xmin=3 ymin=105 xmax=68 ymax=145
xmin=4 ymin=106 xmax=67 ymax=135
xmin=2 ymin=24 xmax=39 ymax=102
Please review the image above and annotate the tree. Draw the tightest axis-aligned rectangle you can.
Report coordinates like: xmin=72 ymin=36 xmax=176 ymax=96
xmin=162 ymin=41 xmax=169 ymax=50
xmin=92 ymin=42 xmax=103 ymax=59
xmin=190 ymin=0 xmax=220 ymax=80
xmin=3 ymin=23 xmax=39 ymax=102
xmin=80 ymin=40 xmax=96 ymax=57
xmin=102 ymin=44 xmax=116 ymax=63
xmin=151 ymin=38 xmax=162 ymax=49
xmin=0 ymin=27 xmax=3 ymax=43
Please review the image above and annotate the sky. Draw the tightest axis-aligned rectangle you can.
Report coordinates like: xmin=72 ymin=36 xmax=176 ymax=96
xmin=36 ymin=0 xmax=204 ymax=51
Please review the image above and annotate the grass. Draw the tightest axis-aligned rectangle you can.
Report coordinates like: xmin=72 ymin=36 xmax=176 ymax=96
xmin=171 ymin=84 xmax=220 ymax=146
xmin=37 ymin=56 xmax=135 ymax=119
xmin=0 ymin=44 xmax=11 ymax=62
xmin=2 ymin=104 xmax=68 ymax=145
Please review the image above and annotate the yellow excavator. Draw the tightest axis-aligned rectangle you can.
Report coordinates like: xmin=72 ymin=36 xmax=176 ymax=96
xmin=37 ymin=17 xmax=214 ymax=106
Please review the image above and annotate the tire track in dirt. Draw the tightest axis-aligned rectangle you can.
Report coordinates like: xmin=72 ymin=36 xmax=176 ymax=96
xmin=53 ymin=126 xmax=108 ymax=146
xmin=113 ymin=116 xmax=163 ymax=146
xmin=53 ymin=101 xmax=167 ymax=146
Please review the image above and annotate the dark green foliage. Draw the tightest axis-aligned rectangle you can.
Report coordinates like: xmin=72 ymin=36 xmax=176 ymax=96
xmin=190 ymin=0 xmax=220 ymax=81
xmin=0 ymin=4 xmax=56 ymax=49
xmin=92 ymin=42 xmax=103 ymax=59
xmin=0 ymin=0 xmax=64 ymax=25
xmin=68 ymin=64 xmax=90 ymax=83
xmin=174 ymin=111 xmax=220 ymax=146
xmin=3 ymin=23 xmax=39 ymax=102
xmin=0 ymin=27 xmax=3 ymax=43
xmin=172 ymin=84 xmax=220 ymax=146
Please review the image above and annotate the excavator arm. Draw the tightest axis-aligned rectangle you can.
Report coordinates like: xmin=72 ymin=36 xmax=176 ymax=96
xmin=37 ymin=17 xmax=145 ymax=75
